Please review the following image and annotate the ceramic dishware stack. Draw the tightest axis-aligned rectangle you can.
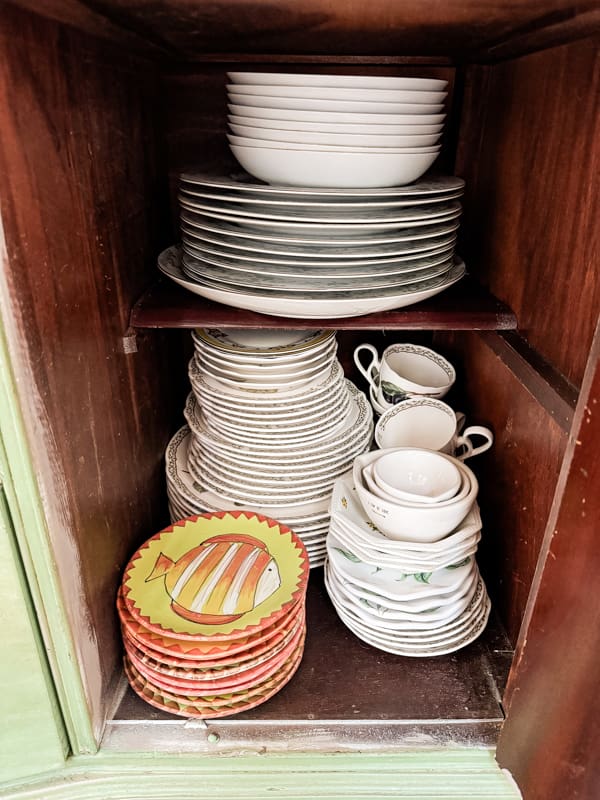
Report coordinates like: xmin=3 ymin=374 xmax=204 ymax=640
xmin=158 ymin=169 xmax=467 ymax=318
xmin=118 ymin=510 xmax=309 ymax=718
xmin=324 ymin=448 xmax=490 ymax=656
xmin=226 ymin=72 xmax=448 ymax=187
xmin=166 ymin=327 xmax=374 ymax=568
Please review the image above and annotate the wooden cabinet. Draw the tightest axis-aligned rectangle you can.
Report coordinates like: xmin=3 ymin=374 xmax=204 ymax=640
xmin=0 ymin=3 xmax=598 ymax=798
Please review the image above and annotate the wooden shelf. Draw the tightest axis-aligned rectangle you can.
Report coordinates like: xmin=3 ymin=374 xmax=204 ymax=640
xmin=105 ymin=572 xmax=512 ymax=754
xmin=130 ymin=276 xmax=517 ymax=331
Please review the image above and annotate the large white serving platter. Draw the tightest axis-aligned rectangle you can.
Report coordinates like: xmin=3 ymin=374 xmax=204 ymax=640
xmin=229 ymin=123 xmax=442 ymax=148
xmin=158 ymin=246 xmax=466 ymax=319
xmin=227 ymin=84 xmax=447 ymax=104
xmin=227 ymin=73 xmax=448 ymax=91
xmin=228 ymin=93 xmax=444 ymax=114
xmin=180 ymin=211 xmax=460 ymax=246
xmin=181 ymin=225 xmax=457 ymax=261
xmin=229 ymin=104 xmax=446 ymax=125
xmin=180 ymin=172 xmax=463 ymax=197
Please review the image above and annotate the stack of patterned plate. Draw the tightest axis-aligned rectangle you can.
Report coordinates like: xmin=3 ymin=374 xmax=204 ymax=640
xmin=324 ymin=472 xmax=490 ymax=656
xmin=156 ymin=172 xmax=466 ymax=318
xmin=166 ymin=328 xmax=374 ymax=568
xmin=118 ymin=511 xmax=309 ymax=718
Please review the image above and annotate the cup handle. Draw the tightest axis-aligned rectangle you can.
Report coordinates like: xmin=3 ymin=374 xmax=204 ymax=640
xmin=353 ymin=344 xmax=380 ymax=389
xmin=460 ymin=425 xmax=494 ymax=459
xmin=454 ymin=435 xmax=474 ymax=462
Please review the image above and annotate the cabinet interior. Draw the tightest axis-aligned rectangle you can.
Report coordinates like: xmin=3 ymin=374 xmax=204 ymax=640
xmin=0 ymin=1 xmax=597 ymax=754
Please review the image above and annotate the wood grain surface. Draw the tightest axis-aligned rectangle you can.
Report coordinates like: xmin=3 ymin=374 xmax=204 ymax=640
xmin=131 ymin=277 xmax=518 ymax=330
xmin=433 ymin=332 xmax=568 ymax=646
xmin=0 ymin=5 xmax=187 ymax=734
xmin=497 ymin=322 xmax=600 ymax=800
xmin=8 ymin=0 xmax=600 ymax=60
xmin=456 ymin=38 xmax=600 ymax=388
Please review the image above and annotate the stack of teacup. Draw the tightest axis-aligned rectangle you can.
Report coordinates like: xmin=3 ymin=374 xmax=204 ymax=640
xmin=354 ymin=342 xmax=493 ymax=458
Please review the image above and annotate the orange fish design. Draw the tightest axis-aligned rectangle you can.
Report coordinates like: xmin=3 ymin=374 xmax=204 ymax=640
xmin=146 ymin=534 xmax=281 ymax=625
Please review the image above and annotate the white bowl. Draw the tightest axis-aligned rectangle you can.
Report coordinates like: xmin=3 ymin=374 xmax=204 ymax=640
xmin=227 ymin=72 xmax=448 ymax=91
xmin=372 ymin=449 xmax=462 ymax=504
xmin=228 ymin=133 xmax=441 ymax=154
xmin=228 ymin=115 xmax=444 ymax=135
xmin=352 ymin=449 xmax=478 ymax=542
xmin=229 ymin=124 xmax=442 ymax=148
xmin=229 ymin=104 xmax=446 ymax=126
xmin=228 ymin=93 xmax=444 ymax=115
xmin=227 ymin=84 xmax=447 ymax=105
xmin=229 ymin=143 xmax=440 ymax=188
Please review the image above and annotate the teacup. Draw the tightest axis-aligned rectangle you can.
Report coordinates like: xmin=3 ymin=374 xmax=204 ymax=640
xmin=374 ymin=397 xmax=493 ymax=461
xmin=353 ymin=343 xmax=455 ymax=409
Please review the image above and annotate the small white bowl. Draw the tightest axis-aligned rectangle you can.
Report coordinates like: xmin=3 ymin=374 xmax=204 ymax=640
xmin=372 ymin=449 xmax=461 ymax=504
xmin=229 ymin=124 xmax=442 ymax=148
xmin=361 ymin=463 xmax=403 ymax=504
xmin=352 ymin=448 xmax=478 ymax=542
xmin=228 ymin=115 xmax=445 ymax=135
xmin=229 ymin=144 xmax=440 ymax=189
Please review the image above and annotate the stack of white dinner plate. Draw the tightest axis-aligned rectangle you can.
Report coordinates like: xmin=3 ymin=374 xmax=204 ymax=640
xmin=226 ymin=72 xmax=447 ymax=187
xmin=324 ymin=451 xmax=490 ymax=656
xmin=157 ymin=170 xmax=466 ymax=318
xmin=165 ymin=328 xmax=374 ymax=567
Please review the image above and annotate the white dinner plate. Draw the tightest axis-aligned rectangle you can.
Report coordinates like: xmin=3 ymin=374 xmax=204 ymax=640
xmin=182 ymin=240 xmax=454 ymax=275
xmin=180 ymin=186 xmax=462 ymax=208
xmin=179 ymin=201 xmax=462 ymax=230
xmin=180 ymin=172 xmax=463 ymax=197
xmin=228 ymin=114 xmax=444 ymax=135
xmin=180 ymin=193 xmax=460 ymax=224
xmin=182 ymin=225 xmax=457 ymax=263
xmin=182 ymin=252 xmax=454 ymax=292
xmin=180 ymin=211 xmax=460 ymax=246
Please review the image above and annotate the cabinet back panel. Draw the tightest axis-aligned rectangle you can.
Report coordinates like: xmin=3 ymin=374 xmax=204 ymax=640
xmin=457 ymin=38 xmax=600 ymax=388
xmin=0 ymin=6 xmax=185 ymax=736
xmin=434 ymin=333 xmax=568 ymax=645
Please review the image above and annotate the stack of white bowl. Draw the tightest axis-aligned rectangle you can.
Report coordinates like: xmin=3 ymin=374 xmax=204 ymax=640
xmin=226 ymin=72 xmax=447 ymax=188
xmin=165 ymin=327 xmax=373 ymax=567
xmin=324 ymin=448 xmax=490 ymax=656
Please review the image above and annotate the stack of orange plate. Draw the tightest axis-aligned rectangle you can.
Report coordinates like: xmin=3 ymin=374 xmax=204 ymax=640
xmin=118 ymin=510 xmax=309 ymax=718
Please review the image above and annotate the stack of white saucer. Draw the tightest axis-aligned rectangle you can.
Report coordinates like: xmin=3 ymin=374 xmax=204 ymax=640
xmin=324 ymin=449 xmax=490 ymax=656
xmin=166 ymin=328 xmax=373 ymax=567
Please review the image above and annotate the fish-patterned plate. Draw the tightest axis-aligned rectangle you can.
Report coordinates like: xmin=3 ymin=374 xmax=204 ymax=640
xmin=122 ymin=511 xmax=309 ymax=642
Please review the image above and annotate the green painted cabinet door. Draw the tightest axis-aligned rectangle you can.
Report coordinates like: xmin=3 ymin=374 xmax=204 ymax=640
xmin=0 ymin=486 xmax=68 ymax=785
